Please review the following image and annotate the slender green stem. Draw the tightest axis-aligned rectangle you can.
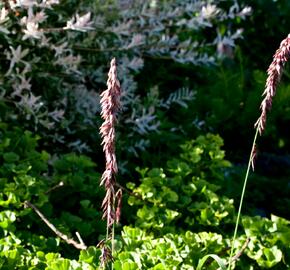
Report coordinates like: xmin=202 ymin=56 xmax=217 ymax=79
xmin=111 ymin=222 xmax=115 ymax=270
xmin=227 ymin=128 xmax=259 ymax=270
xmin=111 ymin=193 xmax=116 ymax=270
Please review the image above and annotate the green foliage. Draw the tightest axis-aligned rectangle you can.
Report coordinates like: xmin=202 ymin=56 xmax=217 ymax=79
xmin=128 ymin=134 xmax=234 ymax=232
xmin=50 ymin=153 xmax=104 ymax=237
xmin=242 ymin=215 xmax=290 ymax=268
xmin=116 ymin=227 xmax=227 ymax=270
xmin=0 ymin=122 xmax=289 ymax=269
xmin=0 ymin=123 xmax=106 ymax=268
xmin=114 ymin=134 xmax=290 ymax=269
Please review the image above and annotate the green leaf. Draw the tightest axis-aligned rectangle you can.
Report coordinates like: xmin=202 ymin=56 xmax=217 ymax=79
xmin=0 ymin=210 xmax=16 ymax=229
xmin=45 ymin=253 xmax=61 ymax=263
xmin=122 ymin=261 xmax=139 ymax=270
xmin=45 ymin=258 xmax=73 ymax=270
xmin=79 ymin=246 xmax=99 ymax=264
xmin=114 ymin=261 xmax=123 ymax=270
xmin=256 ymin=246 xmax=282 ymax=268
xmin=3 ymin=152 xmax=19 ymax=163
xmin=196 ymin=254 xmax=226 ymax=270
xmin=80 ymin=200 xmax=90 ymax=208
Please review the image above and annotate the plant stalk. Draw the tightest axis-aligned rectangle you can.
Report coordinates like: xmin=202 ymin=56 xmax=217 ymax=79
xmin=111 ymin=222 xmax=115 ymax=270
xmin=227 ymin=127 xmax=259 ymax=270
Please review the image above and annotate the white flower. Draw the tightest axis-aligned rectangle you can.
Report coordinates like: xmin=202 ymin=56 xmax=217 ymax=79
xmin=23 ymin=22 xmax=42 ymax=40
xmin=11 ymin=76 xmax=32 ymax=97
xmin=238 ymin=6 xmax=252 ymax=19
xmin=41 ymin=0 xmax=60 ymax=8
xmin=48 ymin=109 xmax=65 ymax=122
xmin=20 ymin=93 xmax=43 ymax=113
xmin=33 ymin=10 xmax=47 ymax=23
xmin=231 ymin=28 xmax=244 ymax=40
xmin=201 ymin=4 xmax=219 ymax=19
xmin=0 ymin=7 xmax=8 ymax=23
xmin=0 ymin=8 xmax=9 ymax=34
xmin=14 ymin=0 xmax=38 ymax=8
xmin=64 ymin=12 xmax=93 ymax=32
xmin=52 ymin=42 xmax=69 ymax=56
xmin=21 ymin=8 xmax=47 ymax=25
xmin=39 ymin=35 xmax=51 ymax=47
xmin=5 ymin=45 xmax=30 ymax=75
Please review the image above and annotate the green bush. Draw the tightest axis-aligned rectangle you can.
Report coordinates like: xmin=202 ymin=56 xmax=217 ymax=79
xmin=0 ymin=124 xmax=289 ymax=269
xmin=0 ymin=123 xmax=105 ymax=268
xmin=117 ymin=134 xmax=290 ymax=269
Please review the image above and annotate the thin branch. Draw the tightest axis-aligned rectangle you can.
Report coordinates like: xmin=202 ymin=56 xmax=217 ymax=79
xmin=230 ymin=237 xmax=250 ymax=263
xmin=75 ymin=231 xmax=86 ymax=247
xmin=45 ymin=181 xmax=64 ymax=194
xmin=206 ymin=238 xmax=250 ymax=268
xmin=24 ymin=201 xmax=87 ymax=250
xmin=114 ymin=182 xmax=140 ymax=198
xmin=73 ymin=45 xmax=133 ymax=53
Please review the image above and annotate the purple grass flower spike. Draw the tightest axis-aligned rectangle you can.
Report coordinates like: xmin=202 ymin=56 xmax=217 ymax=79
xmin=255 ymin=34 xmax=290 ymax=135
xmin=99 ymin=58 xmax=121 ymax=228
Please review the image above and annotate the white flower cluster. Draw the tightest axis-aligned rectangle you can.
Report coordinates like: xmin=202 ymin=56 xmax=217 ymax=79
xmin=108 ymin=0 xmax=252 ymax=65
xmin=0 ymin=1 xmax=96 ymax=152
xmin=0 ymin=0 xmax=252 ymax=154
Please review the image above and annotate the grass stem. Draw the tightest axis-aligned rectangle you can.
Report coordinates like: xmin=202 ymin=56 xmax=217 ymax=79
xmin=111 ymin=223 xmax=115 ymax=270
xmin=227 ymin=127 xmax=259 ymax=270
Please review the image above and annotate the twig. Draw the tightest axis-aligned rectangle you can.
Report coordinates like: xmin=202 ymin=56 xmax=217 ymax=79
xmin=45 ymin=181 xmax=64 ymax=194
xmin=114 ymin=182 xmax=141 ymax=199
xmin=75 ymin=231 xmax=85 ymax=247
xmin=230 ymin=237 xmax=250 ymax=263
xmin=24 ymin=201 xmax=87 ymax=250
xmin=206 ymin=238 xmax=250 ymax=268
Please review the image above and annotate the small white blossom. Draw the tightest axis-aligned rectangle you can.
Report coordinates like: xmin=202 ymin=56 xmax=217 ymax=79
xmin=238 ymin=7 xmax=252 ymax=19
xmin=5 ymin=46 xmax=30 ymax=75
xmin=0 ymin=8 xmax=8 ymax=23
xmin=39 ymin=35 xmax=51 ymax=47
xmin=48 ymin=109 xmax=65 ymax=122
xmin=0 ymin=8 xmax=9 ymax=34
xmin=20 ymin=93 xmax=43 ymax=114
xmin=64 ymin=12 xmax=93 ymax=32
xmin=201 ymin=4 xmax=220 ymax=19
xmin=52 ymin=42 xmax=69 ymax=56
xmin=232 ymin=29 xmax=244 ymax=39
xmin=23 ymin=22 xmax=42 ymax=40
xmin=41 ymin=0 xmax=60 ymax=8
xmin=21 ymin=8 xmax=47 ymax=26
xmin=11 ymin=75 xmax=32 ymax=97
xmin=14 ymin=0 xmax=38 ymax=8
xmin=32 ymin=10 xmax=47 ymax=23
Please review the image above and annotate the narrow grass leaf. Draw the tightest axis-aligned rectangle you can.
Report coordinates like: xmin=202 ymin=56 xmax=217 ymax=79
xmin=196 ymin=254 xmax=227 ymax=270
